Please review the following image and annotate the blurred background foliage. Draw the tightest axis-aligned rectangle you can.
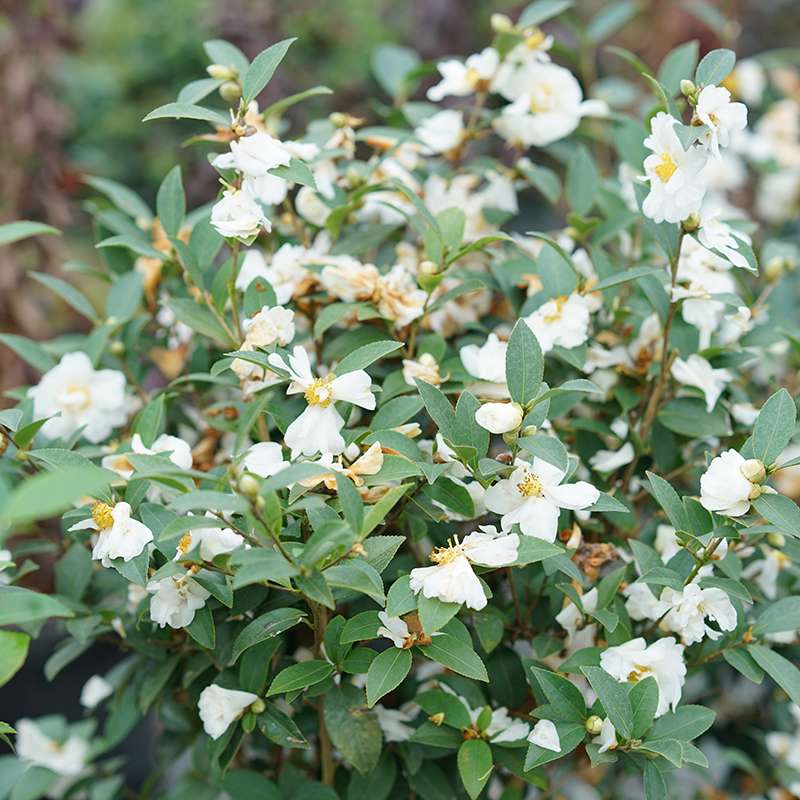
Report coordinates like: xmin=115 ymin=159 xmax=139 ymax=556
xmin=0 ymin=0 xmax=797 ymax=393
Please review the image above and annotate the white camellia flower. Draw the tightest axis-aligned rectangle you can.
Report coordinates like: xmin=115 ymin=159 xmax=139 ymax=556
xmin=402 ymin=353 xmax=442 ymax=387
xmin=660 ymin=582 xmax=737 ymax=645
xmin=268 ymin=346 xmax=375 ymax=457
xmin=80 ymin=675 xmax=114 ymax=709
xmin=15 ymin=718 xmax=88 ymax=777
xmin=198 ymin=684 xmax=259 ymax=740
xmin=373 ymin=705 xmax=417 ymax=742
xmin=427 ymin=47 xmax=499 ymax=101
xmin=475 ymin=402 xmax=523 ymax=434
xmin=556 ymin=587 xmax=598 ymax=652
xmin=670 ymin=354 xmax=732 ymax=412
xmin=478 ymin=706 xmax=530 ymax=743
xmin=700 ymin=449 xmax=772 ymax=516
xmin=69 ymin=501 xmax=153 ymax=567
xmin=493 ymin=63 xmax=606 ymax=147
xmin=528 ymin=719 xmax=561 ymax=752
xmin=589 ymin=442 xmax=635 ymax=474
xmin=415 ymin=110 xmax=464 ymax=154
xmin=235 ymin=243 xmax=316 ymax=301
xmin=525 ymin=293 xmax=591 ymax=354
xmin=211 ymin=189 xmax=270 ymax=240
xmin=177 ymin=513 xmax=245 ymax=562
xmin=232 ymin=305 xmax=296 ymax=382
xmin=241 ymin=441 xmax=291 ymax=478
xmin=594 ymin=717 xmax=618 ymax=753
xmin=460 ymin=333 xmax=507 ymax=384
xmin=696 ymin=210 xmax=752 ymax=269
xmin=147 ymin=571 xmax=211 ymax=629
xmin=695 ymin=85 xmax=748 ymax=158
xmin=377 ymin=612 xmax=414 ymax=649
xmin=29 ymin=352 xmax=129 ymax=443
xmin=742 ymin=546 xmax=792 ymax=600
xmin=375 ymin=265 xmax=427 ymax=329
xmin=224 ymin=132 xmax=292 ymax=177
xmin=642 ymin=112 xmax=709 ymax=223
xmin=600 ymin=636 xmax=686 ymax=717
xmin=409 ymin=526 xmax=519 ymax=611
xmin=484 ymin=457 xmax=599 ymax=541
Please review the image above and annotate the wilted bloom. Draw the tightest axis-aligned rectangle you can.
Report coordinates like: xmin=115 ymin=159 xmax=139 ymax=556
xmin=594 ymin=717 xmax=618 ymax=753
xmin=600 ymin=636 xmax=686 ymax=717
xmin=485 ymin=457 xmax=599 ymax=541
xmin=15 ymin=718 xmax=88 ymax=777
xmin=642 ymin=112 xmax=708 ymax=223
xmin=377 ymin=612 xmax=415 ymax=649
xmin=198 ymin=684 xmax=259 ymax=740
xmin=376 ymin=265 xmax=427 ymax=328
xmin=29 ymin=352 xmax=129 ymax=444
xmin=211 ymin=189 xmax=270 ymax=241
xmin=268 ymin=346 xmax=375 ymax=457
xmin=525 ymin=293 xmax=591 ymax=354
xmin=409 ymin=526 xmax=519 ymax=610
xmin=147 ymin=571 xmax=211 ymax=629
xmin=403 ymin=353 xmax=442 ymax=387
xmin=528 ymin=719 xmax=561 ymax=752
xmin=695 ymin=85 xmax=747 ymax=158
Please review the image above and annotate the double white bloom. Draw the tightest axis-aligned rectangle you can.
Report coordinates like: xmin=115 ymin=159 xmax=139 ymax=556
xmin=211 ymin=189 xmax=270 ymax=241
xmin=600 ymin=636 xmax=686 ymax=717
xmin=147 ymin=571 xmax=210 ymax=629
xmin=268 ymin=346 xmax=375 ymax=457
xmin=409 ymin=526 xmax=519 ymax=611
xmin=485 ymin=457 xmax=599 ymax=542
xmin=524 ymin=293 xmax=591 ymax=354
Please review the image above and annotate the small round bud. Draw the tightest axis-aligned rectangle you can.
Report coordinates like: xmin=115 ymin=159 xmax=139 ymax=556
xmin=680 ymin=79 xmax=697 ymax=97
xmin=110 ymin=341 xmax=125 ymax=357
xmin=520 ymin=425 xmax=538 ymax=438
xmin=250 ymin=698 xmax=266 ymax=715
xmin=238 ymin=473 xmax=261 ymax=499
xmin=767 ymin=532 xmax=786 ymax=548
xmin=765 ymin=256 xmax=791 ymax=281
xmin=219 ymin=81 xmax=242 ymax=104
xmin=106 ymin=316 xmax=119 ymax=327
xmin=740 ymin=458 xmax=767 ymax=485
xmin=207 ymin=64 xmax=238 ymax=81
xmin=490 ymin=13 xmax=514 ymax=32
xmin=255 ymin=495 xmax=266 ymax=510
xmin=585 ymin=715 xmax=604 ymax=735
xmin=0 ymin=431 xmax=8 ymax=457
xmin=681 ymin=213 xmax=701 ymax=233
xmin=329 ymin=112 xmax=348 ymax=128
xmin=419 ymin=260 xmax=438 ymax=276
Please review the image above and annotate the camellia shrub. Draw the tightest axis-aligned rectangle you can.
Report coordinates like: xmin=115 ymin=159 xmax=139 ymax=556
xmin=2 ymin=4 xmax=800 ymax=799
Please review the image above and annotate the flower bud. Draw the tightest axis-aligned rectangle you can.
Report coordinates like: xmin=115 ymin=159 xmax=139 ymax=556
xmin=219 ymin=81 xmax=242 ymax=103
xmin=110 ymin=341 xmax=125 ymax=356
xmin=250 ymin=698 xmax=266 ymax=715
xmin=765 ymin=256 xmax=791 ymax=281
xmin=329 ymin=112 xmax=348 ymax=128
xmin=0 ymin=431 xmax=7 ymax=457
xmin=680 ymin=79 xmax=696 ymax=97
xmin=585 ymin=715 xmax=603 ymax=735
xmin=740 ymin=458 xmax=766 ymax=484
xmin=520 ymin=425 xmax=538 ymax=438
xmin=681 ymin=213 xmax=701 ymax=233
xmin=428 ymin=712 xmax=445 ymax=726
xmin=207 ymin=64 xmax=238 ymax=81
xmin=490 ymin=13 xmax=514 ymax=33
xmin=419 ymin=260 xmax=438 ymax=276
xmin=238 ymin=473 xmax=261 ymax=499
xmin=767 ymin=532 xmax=786 ymax=548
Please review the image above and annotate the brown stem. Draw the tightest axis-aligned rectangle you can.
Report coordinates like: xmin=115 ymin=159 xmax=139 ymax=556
xmin=312 ymin=603 xmax=335 ymax=786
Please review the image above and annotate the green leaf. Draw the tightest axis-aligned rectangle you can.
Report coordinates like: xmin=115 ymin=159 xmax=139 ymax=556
xmin=723 ymin=648 xmax=764 ymax=683
xmin=167 ymin=298 xmax=234 ymax=345
xmin=83 ymin=175 xmax=153 ymax=220
xmin=658 ymin=398 xmax=730 ymax=438
xmin=457 ymin=739 xmax=493 ymax=800
xmin=156 ymin=166 xmax=186 ymax=238
xmin=695 ymin=48 xmax=736 ymax=86
xmin=0 ymin=587 xmax=73 ymax=625
xmin=0 ymin=632 xmax=29 ymax=688
xmin=646 ymin=471 xmax=689 ymax=531
xmin=267 ymin=659 xmax=334 ymax=696
xmin=366 ymin=647 xmax=412 ymax=707
xmin=143 ymin=102 xmax=229 ymax=126
xmin=649 ymin=704 xmax=716 ymax=741
xmin=417 ymin=594 xmax=461 ymax=635
xmin=751 ymin=388 xmax=796 ymax=465
xmin=186 ymin=604 xmax=215 ymax=649
xmin=0 ymin=221 xmax=60 ymax=247
xmin=753 ymin=597 xmax=800 ymax=636
xmin=566 ymin=146 xmax=599 ymax=215
xmin=519 ymin=0 xmax=573 ymax=27
xmin=262 ymin=85 xmax=333 ymax=120
xmin=204 ymin=39 xmax=250 ymax=74
xmin=530 ymin=666 xmax=587 ymax=720
xmin=105 ymin=270 xmax=144 ymax=321
xmin=336 ymin=473 xmax=364 ymax=535
xmin=658 ymin=40 xmax=699 ymax=95
xmin=581 ymin=666 xmax=633 ymax=739
xmin=643 ymin=759 xmax=668 ymax=800
xmin=514 ymin=537 xmax=563 ymax=565
xmin=29 ymin=272 xmax=97 ymax=321
xmin=324 ymin=684 xmax=382 ymax=774
xmin=1 ymin=466 xmax=113 ymax=529
xmin=629 ymin=676 xmax=659 ymax=738
xmin=593 ymin=265 xmax=665 ymax=291
xmin=415 ymin=379 xmax=457 ymax=441
xmin=0 ymin=333 xmax=55 ymax=373
xmin=324 ymin=560 xmax=385 ymax=603
xmin=341 ymin=611 xmax=381 ymax=643
xmin=242 ymin=38 xmax=296 ymax=104
xmin=269 ymin=158 xmax=316 ymax=190
xmin=416 ymin=688 xmax=473 ymax=730
xmin=257 ymin=703 xmax=309 ymax=749
xmin=748 ymin=644 xmax=800 ymax=705
xmin=169 ymin=490 xmax=248 ymax=514
xmin=420 ymin=634 xmax=488 ymax=682
xmin=335 ymin=340 xmax=402 ymax=375
xmin=506 ymin=319 xmax=544 ymax=407
xmin=222 ymin=770 xmax=279 ymax=800
xmin=231 ymin=608 xmax=307 ymax=662
xmin=753 ymin=493 xmax=800 ymax=536
xmin=371 ymin=43 xmax=420 ymax=100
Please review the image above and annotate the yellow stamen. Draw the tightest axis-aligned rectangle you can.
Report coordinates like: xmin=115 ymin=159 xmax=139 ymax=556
xmin=627 ymin=663 xmax=652 ymax=683
xmin=543 ymin=295 xmax=567 ymax=323
xmin=304 ymin=374 xmax=335 ymax=407
xmin=654 ymin=152 xmax=678 ymax=183
xmin=524 ymin=27 xmax=546 ymax=49
xmin=178 ymin=533 xmax=193 ymax=555
xmin=516 ymin=471 xmax=543 ymax=498
xmin=91 ymin=502 xmax=115 ymax=531
xmin=430 ymin=536 xmax=463 ymax=564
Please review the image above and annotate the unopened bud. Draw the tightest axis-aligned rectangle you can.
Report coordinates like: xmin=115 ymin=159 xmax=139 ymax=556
xmin=419 ymin=260 xmax=438 ymax=276
xmin=740 ymin=458 xmax=766 ymax=485
xmin=491 ymin=13 xmax=514 ymax=33
xmin=767 ymin=532 xmax=786 ymax=548
xmin=219 ymin=81 xmax=242 ymax=103
xmin=329 ymin=112 xmax=348 ymax=128
xmin=238 ymin=473 xmax=261 ymax=499
xmin=255 ymin=495 xmax=266 ymax=510
xmin=250 ymin=698 xmax=266 ymax=715
xmin=520 ymin=425 xmax=538 ymax=438
xmin=207 ymin=64 xmax=238 ymax=81
xmin=429 ymin=712 xmax=445 ymax=726
xmin=765 ymin=256 xmax=791 ymax=281
xmin=110 ymin=341 xmax=125 ymax=357
xmin=0 ymin=431 xmax=7 ymax=457
xmin=585 ymin=715 xmax=603 ymax=735
xmin=681 ymin=213 xmax=701 ymax=233
xmin=680 ymin=79 xmax=697 ymax=97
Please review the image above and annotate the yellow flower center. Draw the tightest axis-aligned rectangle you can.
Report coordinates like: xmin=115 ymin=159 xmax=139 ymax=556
xmin=91 ymin=502 xmax=115 ymax=531
xmin=654 ymin=152 xmax=678 ymax=183
xmin=524 ymin=27 xmax=546 ymax=49
xmin=304 ymin=374 xmax=335 ymax=407
xmin=542 ymin=295 xmax=567 ymax=323
xmin=626 ymin=663 xmax=652 ymax=683
xmin=530 ymin=83 xmax=554 ymax=113
xmin=63 ymin=384 xmax=92 ymax=412
xmin=111 ymin=455 xmax=133 ymax=472
xmin=178 ymin=533 xmax=193 ymax=555
xmin=516 ymin=471 xmax=543 ymax=498
xmin=430 ymin=536 xmax=464 ymax=565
